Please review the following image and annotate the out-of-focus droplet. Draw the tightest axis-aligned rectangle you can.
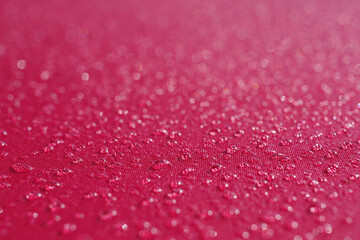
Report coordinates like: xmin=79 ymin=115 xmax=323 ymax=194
xmin=17 ymin=60 xmax=26 ymax=70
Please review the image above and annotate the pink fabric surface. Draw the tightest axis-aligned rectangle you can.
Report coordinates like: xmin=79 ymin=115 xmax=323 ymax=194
xmin=1 ymin=0 xmax=360 ymax=239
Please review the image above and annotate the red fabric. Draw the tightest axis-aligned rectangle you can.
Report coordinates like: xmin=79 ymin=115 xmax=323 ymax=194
xmin=1 ymin=0 xmax=360 ymax=239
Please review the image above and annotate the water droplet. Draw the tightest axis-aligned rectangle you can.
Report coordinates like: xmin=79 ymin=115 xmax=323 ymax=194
xmin=326 ymin=150 xmax=338 ymax=159
xmin=62 ymin=223 xmax=77 ymax=235
xmin=312 ymin=143 xmax=323 ymax=151
xmin=99 ymin=210 xmax=118 ymax=220
xmin=152 ymin=159 xmax=171 ymax=170
xmin=11 ymin=163 xmax=34 ymax=173
xmin=17 ymin=60 xmax=26 ymax=70
xmin=210 ymin=164 xmax=223 ymax=173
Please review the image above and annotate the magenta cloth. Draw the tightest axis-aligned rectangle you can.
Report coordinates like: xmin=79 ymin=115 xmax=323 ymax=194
xmin=1 ymin=0 xmax=360 ymax=239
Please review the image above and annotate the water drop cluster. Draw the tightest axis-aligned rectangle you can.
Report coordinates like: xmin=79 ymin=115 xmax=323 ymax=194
xmin=0 ymin=0 xmax=360 ymax=239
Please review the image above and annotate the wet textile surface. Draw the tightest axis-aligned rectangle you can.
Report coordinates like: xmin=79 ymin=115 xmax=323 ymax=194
xmin=1 ymin=0 xmax=360 ymax=239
